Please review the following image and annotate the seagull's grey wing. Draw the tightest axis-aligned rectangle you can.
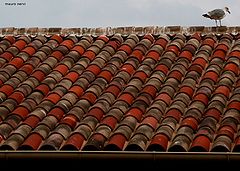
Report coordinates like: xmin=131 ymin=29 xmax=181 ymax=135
xmin=208 ymin=9 xmax=225 ymax=19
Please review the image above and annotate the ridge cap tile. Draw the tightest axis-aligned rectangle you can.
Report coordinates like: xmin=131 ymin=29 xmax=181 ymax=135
xmin=0 ymin=26 xmax=240 ymax=36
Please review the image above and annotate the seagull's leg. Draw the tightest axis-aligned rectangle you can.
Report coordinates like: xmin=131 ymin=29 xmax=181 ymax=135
xmin=219 ymin=20 xmax=222 ymax=26
xmin=215 ymin=20 xmax=218 ymax=27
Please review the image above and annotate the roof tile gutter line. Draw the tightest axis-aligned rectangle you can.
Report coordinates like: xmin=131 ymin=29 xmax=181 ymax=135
xmin=0 ymin=151 xmax=239 ymax=161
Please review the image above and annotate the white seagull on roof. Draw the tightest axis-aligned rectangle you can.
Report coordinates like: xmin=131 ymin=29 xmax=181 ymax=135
xmin=202 ymin=7 xmax=231 ymax=27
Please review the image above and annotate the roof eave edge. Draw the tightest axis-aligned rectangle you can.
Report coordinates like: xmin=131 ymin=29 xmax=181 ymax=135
xmin=0 ymin=151 xmax=239 ymax=161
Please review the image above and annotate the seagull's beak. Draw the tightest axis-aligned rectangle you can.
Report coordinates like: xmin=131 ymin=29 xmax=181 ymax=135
xmin=227 ymin=9 xmax=231 ymax=14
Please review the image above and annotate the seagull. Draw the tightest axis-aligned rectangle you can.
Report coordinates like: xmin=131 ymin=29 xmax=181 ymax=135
xmin=202 ymin=7 xmax=231 ymax=27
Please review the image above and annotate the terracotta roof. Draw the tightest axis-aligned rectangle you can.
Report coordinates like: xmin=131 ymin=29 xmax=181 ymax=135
xmin=0 ymin=26 xmax=239 ymax=158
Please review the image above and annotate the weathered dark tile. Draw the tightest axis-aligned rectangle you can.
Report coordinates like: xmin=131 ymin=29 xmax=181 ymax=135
xmin=0 ymin=123 xmax=13 ymax=139
xmin=105 ymin=108 xmax=124 ymax=122
xmin=27 ymin=92 xmax=44 ymax=104
xmin=29 ymin=108 xmax=47 ymax=120
xmin=145 ymin=108 xmax=163 ymax=121
xmin=211 ymin=135 xmax=232 ymax=152
xmin=40 ymin=133 xmax=64 ymax=150
xmin=0 ymin=133 xmax=25 ymax=150
xmin=125 ymin=134 xmax=148 ymax=151
xmin=114 ymin=125 xmax=133 ymax=142
xmin=39 ymin=115 xmax=58 ymax=130
xmin=4 ymin=114 xmax=22 ymax=128
xmin=156 ymin=125 xmax=174 ymax=140
xmin=168 ymin=135 xmax=191 ymax=152
xmin=13 ymin=124 xmax=32 ymax=138
xmin=96 ymin=125 xmax=112 ymax=140
xmin=0 ymin=99 xmax=18 ymax=113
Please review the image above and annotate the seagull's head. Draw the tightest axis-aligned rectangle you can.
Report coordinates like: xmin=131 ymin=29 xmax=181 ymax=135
xmin=224 ymin=7 xmax=231 ymax=14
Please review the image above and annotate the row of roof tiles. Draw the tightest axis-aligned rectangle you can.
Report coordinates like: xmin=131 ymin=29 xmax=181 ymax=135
xmin=0 ymin=32 xmax=239 ymax=152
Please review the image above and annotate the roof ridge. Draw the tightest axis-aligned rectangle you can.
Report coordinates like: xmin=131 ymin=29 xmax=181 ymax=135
xmin=0 ymin=26 xmax=240 ymax=35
